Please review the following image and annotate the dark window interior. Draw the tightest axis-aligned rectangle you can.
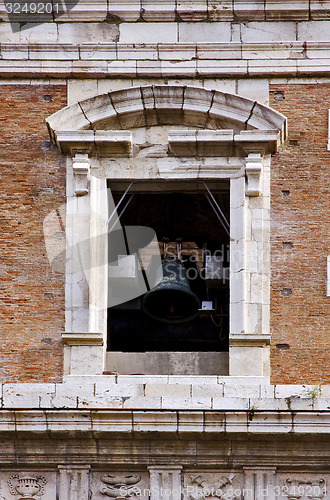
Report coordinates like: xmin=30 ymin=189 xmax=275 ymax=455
xmin=107 ymin=182 xmax=230 ymax=353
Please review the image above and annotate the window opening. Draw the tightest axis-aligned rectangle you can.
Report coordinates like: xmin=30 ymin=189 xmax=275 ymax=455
xmin=107 ymin=181 xmax=230 ymax=354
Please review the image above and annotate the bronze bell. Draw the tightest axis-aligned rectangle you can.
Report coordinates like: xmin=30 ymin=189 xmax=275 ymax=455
xmin=142 ymin=260 xmax=201 ymax=323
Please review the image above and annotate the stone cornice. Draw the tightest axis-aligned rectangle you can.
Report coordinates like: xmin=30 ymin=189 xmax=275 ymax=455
xmin=0 ymin=409 xmax=329 ymax=435
xmin=1 ymin=1 xmax=330 ymax=22
xmin=1 ymin=42 xmax=330 ymax=78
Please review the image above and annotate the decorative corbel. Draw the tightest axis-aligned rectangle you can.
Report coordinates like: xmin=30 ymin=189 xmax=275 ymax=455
xmin=245 ymin=153 xmax=262 ymax=197
xmin=72 ymin=153 xmax=90 ymax=196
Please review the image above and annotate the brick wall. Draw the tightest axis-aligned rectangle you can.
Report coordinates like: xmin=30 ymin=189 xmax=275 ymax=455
xmin=270 ymin=84 xmax=330 ymax=384
xmin=0 ymin=81 xmax=329 ymax=384
xmin=0 ymin=84 xmax=67 ymax=382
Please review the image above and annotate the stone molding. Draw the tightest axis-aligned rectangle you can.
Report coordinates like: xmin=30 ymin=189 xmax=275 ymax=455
xmin=168 ymin=130 xmax=281 ymax=157
xmin=1 ymin=1 xmax=330 ymax=22
xmin=229 ymin=334 xmax=271 ymax=347
xmin=55 ymin=130 xmax=133 ymax=157
xmin=0 ymin=408 xmax=330 ymax=433
xmin=1 ymin=42 xmax=330 ymax=78
xmin=46 ymin=85 xmax=287 ymax=139
xmin=62 ymin=333 xmax=104 ymax=346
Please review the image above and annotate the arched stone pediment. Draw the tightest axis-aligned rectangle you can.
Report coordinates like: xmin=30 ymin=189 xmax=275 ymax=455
xmin=46 ymin=85 xmax=287 ymax=142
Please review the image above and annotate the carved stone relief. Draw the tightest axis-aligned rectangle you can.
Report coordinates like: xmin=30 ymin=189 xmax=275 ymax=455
xmin=184 ymin=472 xmax=242 ymax=500
xmin=92 ymin=471 xmax=149 ymax=500
xmin=100 ymin=473 xmax=141 ymax=498
xmin=284 ymin=477 xmax=326 ymax=500
xmin=275 ymin=474 xmax=329 ymax=500
xmin=0 ymin=472 xmax=56 ymax=500
xmin=7 ymin=475 xmax=47 ymax=499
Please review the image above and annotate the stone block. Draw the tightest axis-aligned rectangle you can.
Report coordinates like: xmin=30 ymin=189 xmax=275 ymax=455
xmin=117 ymin=44 xmax=158 ymax=60
xmin=224 ymin=411 xmax=249 ymax=432
xmin=0 ymin=410 xmax=16 ymax=431
xmin=321 ymin=385 xmax=330 ymax=397
xmin=78 ymin=395 xmax=123 ymax=408
xmin=142 ymin=0 xmax=177 ymax=21
xmin=265 ymin=0 xmax=309 ymax=20
xmin=241 ymin=22 xmax=296 ymax=42
xmin=108 ymin=0 xmax=141 ymax=21
xmin=233 ymin=0 xmax=265 ymax=20
xmin=79 ymin=44 xmax=117 ymax=60
xmin=20 ymin=23 xmax=58 ymax=42
xmin=158 ymin=43 xmax=196 ymax=60
xmin=192 ymin=384 xmax=224 ymax=398
xmin=58 ymin=22 xmax=119 ymax=44
xmin=137 ymin=60 xmax=162 ymax=77
xmin=313 ymin=398 xmax=330 ymax=410
xmin=59 ymin=0 xmax=108 ymax=21
xmin=0 ymin=22 xmax=21 ymax=42
xmin=29 ymin=44 xmax=79 ymax=60
xmin=197 ymin=42 xmax=241 ymax=60
xmin=69 ymin=345 xmax=104 ymax=375
xmin=68 ymin=79 xmax=98 ymax=105
xmin=3 ymin=383 xmax=55 ymax=408
xmin=119 ymin=22 xmax=177 ymax=43
xmin=133 ymin=411 xmax=177 ymax=431
xmin=117 ymin=375 xmax=170 ymax=384
xmin=298 ymin=20 xmax=330 ymax=41
xmin=208 ymin=0 xmax=233 ymax=20
xmin=169 ymin=375 xmax=219 ymax=384
xmin=145 ymin=384 xmax=191 ymax=397
xmin=123 ymin=397 xmax=162 ymax=408
xmin=179 ymin=22 xmax=231 ymax=43
xmin=275 ymin=384 xmax=317 ymax=398
xmin=310 ymin=0 xmax=330 ymax=19
xmin=14 ymin=411 xmax=48 ymax=431
xmin=212 ymin=397 xmax=249 ymax=409
xmin=161 ymin=60 xmax=196 ymax=77
xmin=108 ymin=60 xmax=137 ymax=77
xmin=237 ymin=78 xmax=269 ymax=105
xmin=297 ymin=59 xmax=330 ymax=75
xmin=229 ymin=346 xmax=267 ymax=376
xmin=203 ymin=78 xmax=236 ymax=93
xmin=46 ymin=410 xmax=93 ymax=431
xmin=248 ymin=59 xmax=298 ymax=76
xmin=46 ymin=102 xmax=89 ymax=133
xmin=198 ymin=59 xmax=248 ymax=76
xmin=249 ymin=397 xmax=287 ymax=410
xmin=246 ymin=412 xmax=292 ymax=433
xmin=224 ymin=382 xmax=260 ymax=398
xmin=177 ymin=0 xmax=207 ymax=21
xmin=91 ymin=410 xmax=133 ymax=432
xmin=161 ymin=397 xmax=212 ymax=409
xmin=95 ymin=382 xmax=144 ymax=397
xmin=203 ymin=412 xmax=226 ymax=432
xmin=0 ymin=43 xmax=28 ymax=60
xmin=178 ymin=411 xmax=204 ymax=432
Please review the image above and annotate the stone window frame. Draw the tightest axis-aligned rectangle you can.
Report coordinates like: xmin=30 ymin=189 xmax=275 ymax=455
xmin=46 ymin=85 xmax=287 ymax=377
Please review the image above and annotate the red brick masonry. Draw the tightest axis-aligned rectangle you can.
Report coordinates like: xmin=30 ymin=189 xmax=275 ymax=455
xmin=270 ymin=84 xmax=330 ymax=384
xmin=0 ymin=85 xmax=66 ymax=382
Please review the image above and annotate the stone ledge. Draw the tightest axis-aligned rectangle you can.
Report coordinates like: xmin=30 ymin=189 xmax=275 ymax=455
xmin=0 ymin=409 xmax=329 ymax=434
xmin=1 ymin=54 xmax=330 ymax=78
xmin=62 ymin=333 xmax=104 ymax=345
xmin=1 ymin=1 xmax=330 ymax=22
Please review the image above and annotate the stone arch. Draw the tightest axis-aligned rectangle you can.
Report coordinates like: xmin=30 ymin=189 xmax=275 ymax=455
xmin=46 ymin=85 xmax=287 ymax=142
